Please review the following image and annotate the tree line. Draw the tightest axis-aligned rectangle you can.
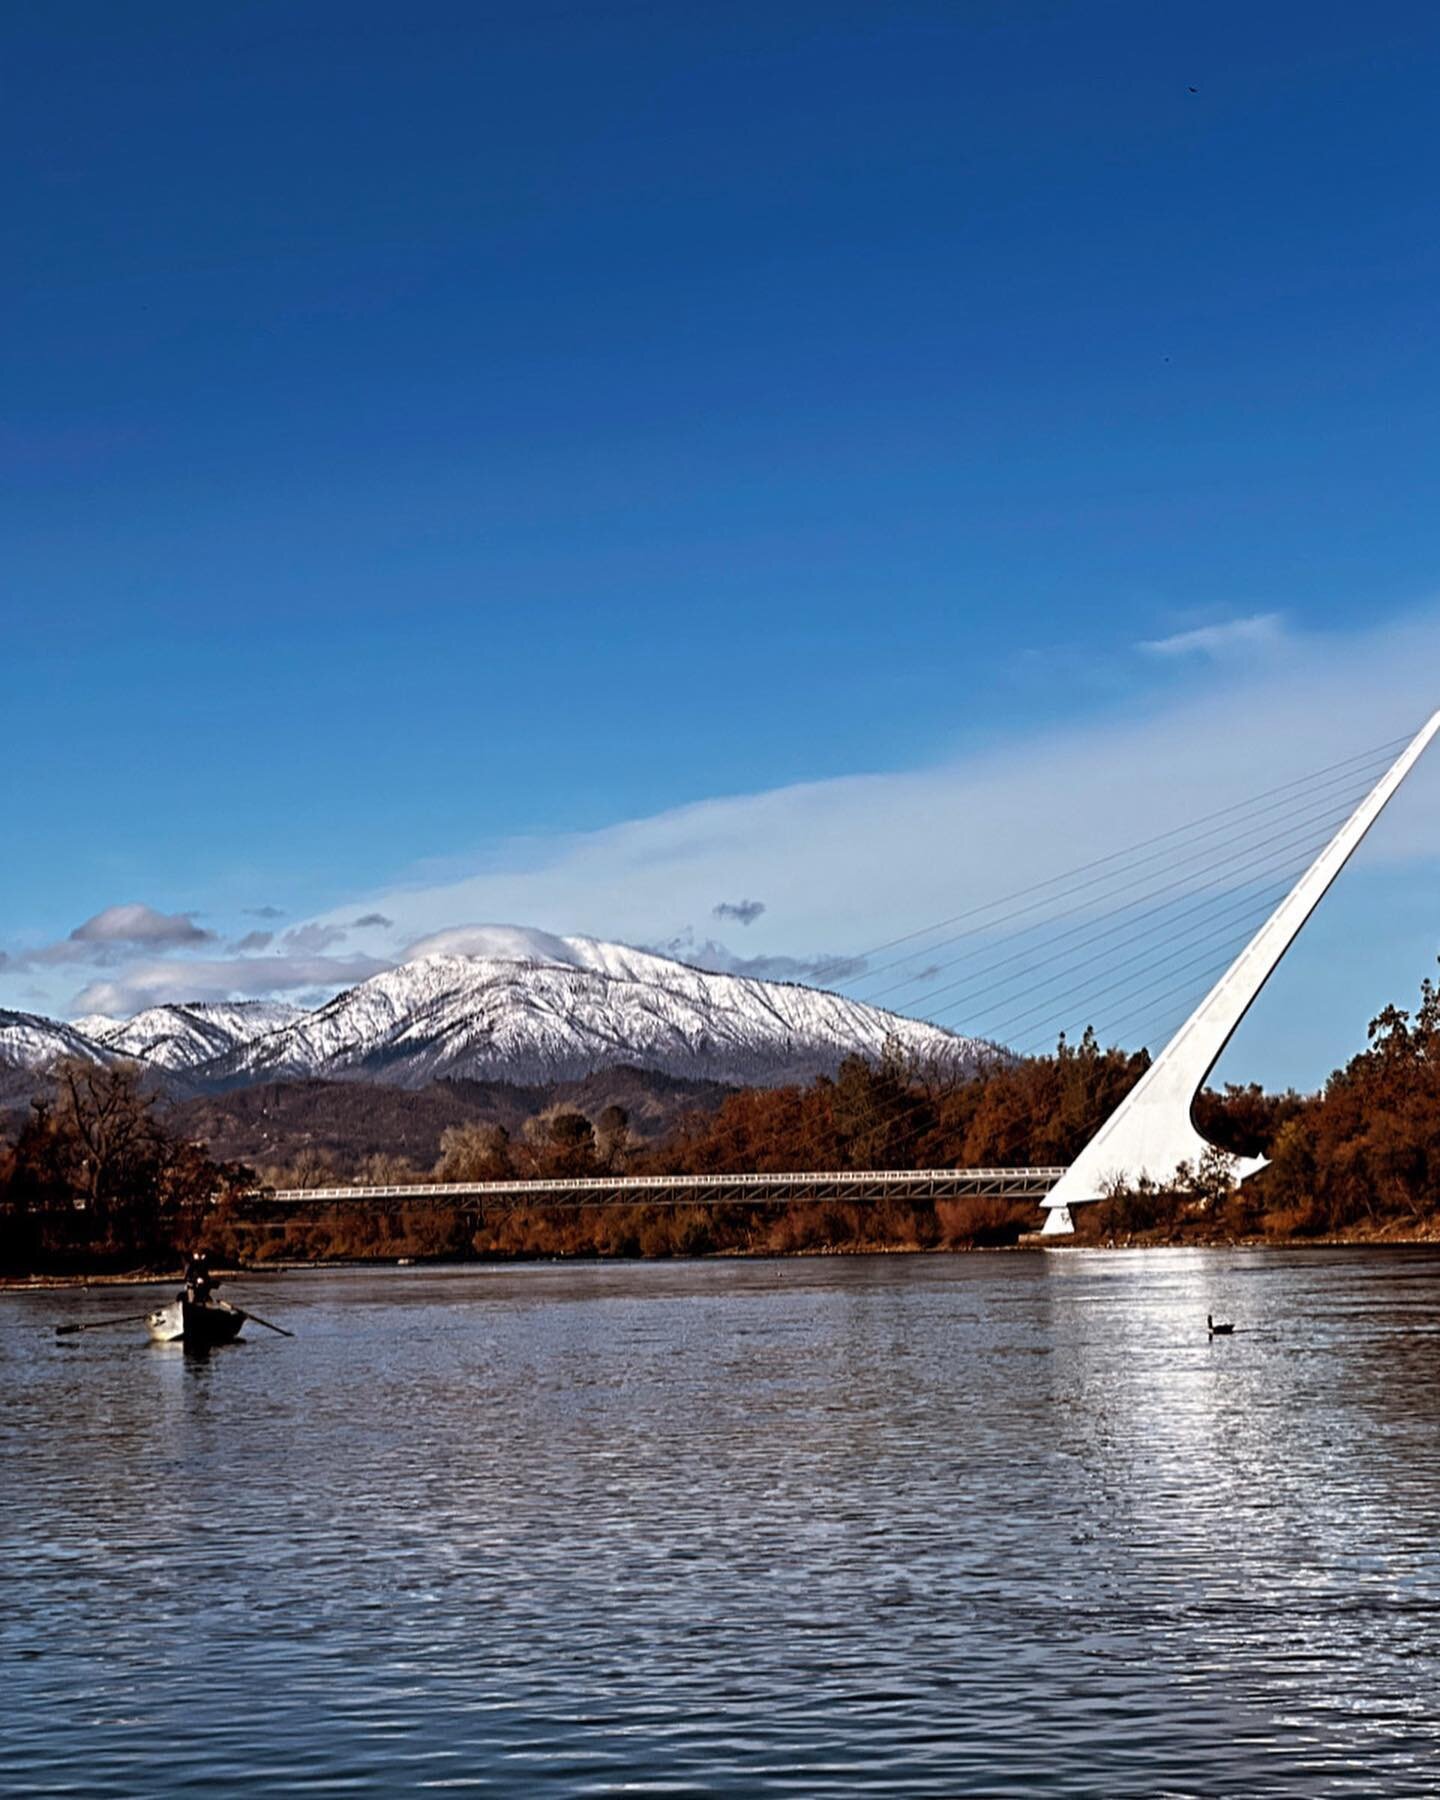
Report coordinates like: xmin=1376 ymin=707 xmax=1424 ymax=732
xmin=4 ymin=963 xmax=1440 ymax=1272
xmin=0 ymin=1061 xmax=254 ymax=1274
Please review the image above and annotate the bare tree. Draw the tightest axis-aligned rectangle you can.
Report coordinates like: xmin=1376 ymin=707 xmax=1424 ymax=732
xmin=434 ymin=1122 xmax=511 ymax=1183
xmin=289 ymin=1147 xmax=341 ymax=1189
xmin=595 ymin=1104 xmax=630 ymax=1171
xmin=358 ymin=1152 xmax=422 ymax=1187
xmin=523 ymin=1107 xmax=596 ymax=1177
xmin=52 ymin=1059 xmax=164 ymax=1214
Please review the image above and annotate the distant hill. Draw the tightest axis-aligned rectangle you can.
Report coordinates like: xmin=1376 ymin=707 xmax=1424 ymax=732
xmin=87 ymin=1000 xmax=305 ymax=1072
xmin=166 ymin=1067 xmax=737 ymax=1174
xmin=202 ymin=937 xmax=986 ymax=1090
xmin=0 ymin=1009 xmax=115 ymax=1105
xmin=1 ymin=934 xmax=987 ymax=1099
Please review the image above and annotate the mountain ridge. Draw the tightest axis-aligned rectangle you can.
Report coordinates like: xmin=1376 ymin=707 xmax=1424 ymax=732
xmin=203 ymin=943 xmax=986 ymax=1090
xmin=0 ymin=936 xmax=990 ymax=1098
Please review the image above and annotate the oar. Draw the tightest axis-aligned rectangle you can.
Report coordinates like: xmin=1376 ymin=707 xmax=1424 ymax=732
xmin=237 ymin=1308 xmax=295 ymax=1338
xmin=55 ymin=1312 xmax=154 ymax=1336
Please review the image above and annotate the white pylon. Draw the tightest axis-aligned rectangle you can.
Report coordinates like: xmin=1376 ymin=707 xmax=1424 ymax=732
xmin=1040 ymin=710 xmax=1440 ymax=1233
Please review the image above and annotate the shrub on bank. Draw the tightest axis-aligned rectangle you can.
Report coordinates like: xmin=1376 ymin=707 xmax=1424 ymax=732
xmin=9 ymin=964 xmax=1440 ymax=1274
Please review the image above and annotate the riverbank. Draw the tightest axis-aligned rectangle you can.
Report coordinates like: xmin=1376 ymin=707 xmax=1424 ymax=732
xmin=8 ymin=1214 xmax=1440 ymax=1290
xmin=1081 ymin=1216 xmax=1440 ymax=1251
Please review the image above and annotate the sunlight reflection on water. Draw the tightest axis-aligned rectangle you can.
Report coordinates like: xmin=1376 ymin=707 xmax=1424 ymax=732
xmin=4 ymin=1249 xmax=1440 ymax=1796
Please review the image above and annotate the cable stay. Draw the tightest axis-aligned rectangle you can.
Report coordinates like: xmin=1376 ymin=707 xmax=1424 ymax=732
xmin=801 ymin=734 xmax=1408 ymax=994
xmin=848 ymin=763 xmax=1392 ymax=1007
xmin=877 ymin=795 xmax=1362 ymax=1021
xmin=760 ymin=720 xmax=1440 ymax=1188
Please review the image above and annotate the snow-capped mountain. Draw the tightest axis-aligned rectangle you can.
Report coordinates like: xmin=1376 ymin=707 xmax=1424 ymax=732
xmin=202 ymin=937 xmax=987 ymax=1090
xmin=89 ymin=1000 xmax=304 ymax=1072
xmin=0 ymin=1009 xmax=115 ymax=1097
xmin=2 ymin=934 xmax=990 ymax=1097
xmin=71 ymin=1013 xmax=124 ymax=1041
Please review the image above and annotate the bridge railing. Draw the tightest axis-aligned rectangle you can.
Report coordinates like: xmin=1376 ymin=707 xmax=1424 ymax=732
xmin=259 ymin=1167 xmax=1068 ymax=1205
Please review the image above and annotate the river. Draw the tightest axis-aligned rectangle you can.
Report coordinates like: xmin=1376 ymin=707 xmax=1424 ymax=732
xmin=4 ymin=1249 xmax=1439 ymax=1796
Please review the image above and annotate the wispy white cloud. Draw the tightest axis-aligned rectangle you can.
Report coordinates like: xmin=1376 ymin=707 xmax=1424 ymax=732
xmin=295 ymin=607 xmax=1440 ymax=1085
xmin=333 ymin=611 xmax=1438 ymax=961
xmin=8 ymin=605 xmax=1438 ymax=1092
xmin=400 ymin=923 xmax=582 ymax=964
xmin=399 ymin=921 xmax=862 ymax=985
xmin=1139 ymin=611 xmax=1289 ymax=660
xmin=74 ymin=953 xmax=388 ymax=1017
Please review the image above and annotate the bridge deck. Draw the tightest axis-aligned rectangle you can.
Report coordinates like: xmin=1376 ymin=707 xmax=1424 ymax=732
xmin=262 ymin=1167 xmax=1067 ymax=1208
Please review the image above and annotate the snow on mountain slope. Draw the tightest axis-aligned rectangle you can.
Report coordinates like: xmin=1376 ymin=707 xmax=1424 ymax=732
xmin=206 ymin=938 xmax=988 ymax=1090
xmin=6 ymin=934 xmax=992 ymax=1097
xmin=92 ymin=1000 xmax=304 ymax=1072
xmin=72 ymin=1013 xmax=124 ymax=1041
xmin=0 ymin=1009 xmax=115 ymax=1088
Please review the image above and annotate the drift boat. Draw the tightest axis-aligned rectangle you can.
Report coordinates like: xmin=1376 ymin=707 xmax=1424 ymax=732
xmin=146 ymin=1298 xmax=247 ymax=1347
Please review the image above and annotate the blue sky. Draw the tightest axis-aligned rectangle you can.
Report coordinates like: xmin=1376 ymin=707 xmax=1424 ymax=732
xmin=3 ymin=1 xmax=1439 ymax=1086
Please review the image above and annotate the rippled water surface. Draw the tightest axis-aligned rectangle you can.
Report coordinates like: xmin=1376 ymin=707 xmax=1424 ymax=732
xmin=4 ymin=1250 xmax=1440 ymax=1796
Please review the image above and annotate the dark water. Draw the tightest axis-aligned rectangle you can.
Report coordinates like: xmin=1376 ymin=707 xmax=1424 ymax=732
xmin=4 ymin=1250 xmax=1440 ymax=1797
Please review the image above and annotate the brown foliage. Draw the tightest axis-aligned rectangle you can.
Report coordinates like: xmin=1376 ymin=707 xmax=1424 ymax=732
xmin=434 ymin=1121 xmax=512 ymax=1183
xmin=1257 ymin=969 xmax=1440 ymax=1231
xmin=648 ymin=1032 xmax=1149 ymax=1177
xmin=0 ymin=1059 xmax=254 ymax=1274
xmin=11 ymin=960 xmax=1440 ymax=1272
xmin=166 ymin=1070 xmax=731 ymax=1178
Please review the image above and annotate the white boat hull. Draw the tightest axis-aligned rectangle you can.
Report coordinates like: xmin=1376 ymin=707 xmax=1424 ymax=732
xmin=146 ymin=1299 xmax=246 ymax=1346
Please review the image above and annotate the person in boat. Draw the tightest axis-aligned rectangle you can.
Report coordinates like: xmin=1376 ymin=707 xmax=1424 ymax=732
xmin=183 ymin=1248 xmax=217 ymax=1306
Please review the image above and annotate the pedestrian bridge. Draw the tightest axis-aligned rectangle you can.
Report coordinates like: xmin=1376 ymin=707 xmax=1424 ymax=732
xmin=263 ymin=1167 xmax=1067 ymax=1209
xmin=261 ymin=710 xmax=1438 ymax=1235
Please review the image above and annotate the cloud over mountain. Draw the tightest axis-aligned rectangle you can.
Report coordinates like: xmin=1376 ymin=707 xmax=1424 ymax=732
xmin=713 ymin=899 xmax=766 ymax=926
xmin=23 ymin=904 xmax=216 ymax=968
xmin=70 ymin=903 xmax=212 ymax=948
xmin=280 ymin=923 xmax=349 ymax=954
xmin=647 ymin=929 xmax=864 ymax=984
xmin=5 ymin=607 xmax=1439 ymax=1093
xmin=74 ymin=953 xmax=390 ymax=1018
xmin=286 ymin=609 xmax=1440 ymax=1091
